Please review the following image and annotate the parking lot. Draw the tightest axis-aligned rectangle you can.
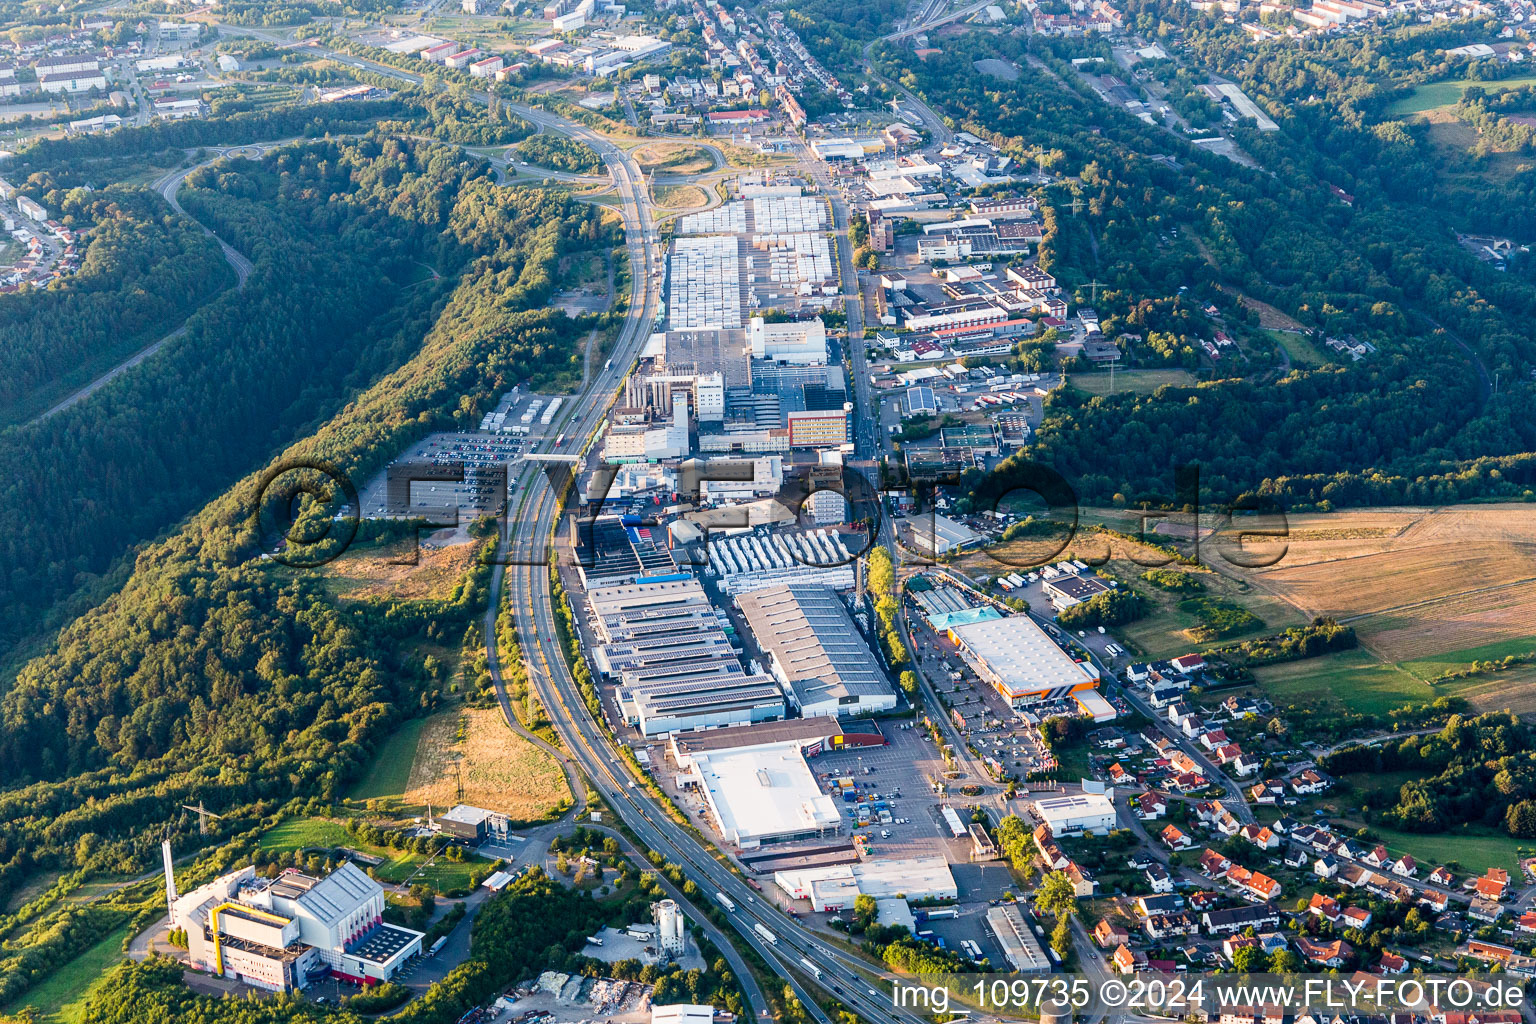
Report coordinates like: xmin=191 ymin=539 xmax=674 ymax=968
xmin=359 ymin=431 xmax=527 ymax=519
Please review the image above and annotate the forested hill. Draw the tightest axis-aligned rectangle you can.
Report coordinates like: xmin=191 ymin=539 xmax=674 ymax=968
xmin=876 ymin=34 xmax=1536 ymax=512
xmin=0 ymin=188 xmax=231 ymax=424
xmin=0 ymin=134 xmax=612 ymax=922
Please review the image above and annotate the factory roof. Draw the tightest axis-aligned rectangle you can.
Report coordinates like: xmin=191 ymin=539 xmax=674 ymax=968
xmin=736 ymin=584 xmax=891 ymax=705
xmin=949 ymin=615 xmax=1099 ymax=697
xmin=689 ymin=739 xmax=841 ymax=844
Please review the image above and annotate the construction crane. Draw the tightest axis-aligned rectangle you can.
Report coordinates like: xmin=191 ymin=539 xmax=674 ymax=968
xmin=182 ymin=800 xmax=224 ymax=836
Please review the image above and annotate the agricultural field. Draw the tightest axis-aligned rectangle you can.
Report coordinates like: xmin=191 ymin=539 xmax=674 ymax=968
xmin=1249 ymin=649 xmax=1431 ymax=717
xmin=402 ymin=706 xmax=568 ymax=822
xmin=1228 ymin=504 xmax=1536 ymax=662
xmin=1268 ymin=329 xmax=1327 ymax=367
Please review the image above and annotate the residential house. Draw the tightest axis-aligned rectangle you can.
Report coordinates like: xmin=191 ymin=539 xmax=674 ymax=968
xmin=1146 ymin=863 xmax=1174 ymax=893
xmin=1282 ymin=847 xmax=1308 ymax=868
xmin=1171 ymin=654 xmax=1206 ymax=676
xmin=1341 ymin=906 xmax=1373 ymax=930
xmin=1241 ymin=824 xmax=1280 ymax=851
xmin=1094 ymin=919 xmax=1130 ymax=948
xmin=1112 ymin=943 xmax=1147 ymax=974
xmin=1199 ymin=849 xmax=1233 ymax=877
xmin=1314 ymin=855 xmax=1339 ymax=880
xmin=1200 ymin=730 xmax=1230 ymax=751
xmin=1362 ymin=845 xmax=1391 ymax=868
xmin=1161 ymin=825 xmax=1194 ymax=850
xmin=1136 ymin=791 xmax=1167 ymax=820
xmin=1222 ymin=935 xmax=1261 ymax=965
xmin=1477 ymin=868 xmax=1510 ymax=900
xmin=1034 ymin=825 xmax=1069 ymax=870
xmin=1065 ymin=861 xmax=1097 ymax=898
xmin=1308 ymin=893 xmax=1341 ymax=923
xmin=1428 ymin=865 xmax=1455 ymax=887
xmin=1469 ymin=898 xmax=1505 ymax=924
xmin=1296 ymin=937 xmax=1353 ymax=967
xmin=1391 ymin=855 xmax=1418 ymax=878
xmin=1249 ymin=780 xmax=1285 ymax=805
xmin=1289 ymin=769 xmax=1332 ymax=795
xmin=1515 ymin=911 xmax=1536 ymax=936
xmin=1202 ymin=904 xmax=1281 ymax=937
xmin=1145 ymin=912 xmax=1201 ymax=940
xmin=1378 ymin=952 xmax=1409 ymax=974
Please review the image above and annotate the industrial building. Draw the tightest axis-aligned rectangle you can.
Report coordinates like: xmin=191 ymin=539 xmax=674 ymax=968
xmin=572 ymin=515 xmax=680 ymax=589
xmin=774 ymin=856 xmax=958 ymax=912
xmin=1042 ymin=572 xmax=1113 ymax=610
xmin=175 ymin=864 xmax=422 ymax=992
xmin=986 ymin=904 xmax=1052 ymax=972
xmin=677 ymin=738 xmax=841 ymax=848
xmin=706 ymin=528 xmax=857 ymax=594
xmin=736 ymin=584 xmax=896 ymax=718
xmin=948 ymin=614 xmax=1100 ymax=707
xmin=748 ymin=317 xmax=827 ymax=364
xmin=1033 ymin=793 xmax=1117 ymax=836
xmin=619 ymin=674 xmax=786 ymax=736
xmin=907 ymin=513 xmax=983 ymax=556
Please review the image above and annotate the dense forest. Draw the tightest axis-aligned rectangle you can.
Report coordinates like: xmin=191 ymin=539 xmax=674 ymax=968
xmin=1325 ymin=712 xmax=1536 ymax=837
xmin=0 ymin=187 xmax=230 ymax=422
xmin=0 ymin=133 xmax=611 ymax=924
xmin=875 ymin=32 xmax=1536 ymax=512
xmin=514 ymin=132 xmax=605 ymax=174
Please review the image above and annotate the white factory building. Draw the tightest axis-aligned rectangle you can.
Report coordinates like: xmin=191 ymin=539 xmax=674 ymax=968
xmin=706 ymin=528 xmax=856 ymax=594
xmin=676 ymin=738 xmax=841 ymax=848
xmin=175 ymin=863 xmax=422 ymax=991
xmin=947 ymin=614 xmax=1100 ymax=708
xmin=1032 ymin=792 xmax=1117 ymax=836
xmin=748 ymin=317 xmax=827 ymax=364
xmin=774 ymin=856 xmax=958 ymax=912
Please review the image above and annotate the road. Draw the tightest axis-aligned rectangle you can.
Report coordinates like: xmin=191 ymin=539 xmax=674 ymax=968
xmin=153 ymin=157 xmax=257 ymax=288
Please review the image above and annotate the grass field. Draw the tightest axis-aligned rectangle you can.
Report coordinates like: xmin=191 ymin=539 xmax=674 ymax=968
xmin=654 ymin=184 xmax=710 ymax=209
xmin=1384 ymin=75 xmax=1536 ymax=116
xmin=403 ymin=707 xmax=568 ymax=821
xmin=259 ymin=816 xmax=489 ymax=891
xmin=349 ymin=717 xmax=429 ymax=802
xmin=1268 ymin=329 xmax=1327 ymax=367
xmin=0 ymin=925 xmax=128 ymax=1024
xmin=631 ymin=142 xmax=718 ymax=175
xmin=1068 ymin=368 xmax=1196 ymax=396
xmin=1250 ymin=649 xmax=1430 ymax=716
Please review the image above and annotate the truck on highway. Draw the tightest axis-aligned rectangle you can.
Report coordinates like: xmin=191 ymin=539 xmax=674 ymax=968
xmin=754 ymin=923 xmax=778 ymax=945
xmin=799 ymin=957 xmax=823 ymax=980
xmin=715 ymin=892 xmax=736 ymax=912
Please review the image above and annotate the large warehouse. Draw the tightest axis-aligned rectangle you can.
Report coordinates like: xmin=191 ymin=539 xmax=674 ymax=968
xmin=948 ymin=614 xmax=1100 ymax=707
xmin=676 ymin=739 xmax=841 ymax=849
xmin=1033 ymin=792 xmax=1117 ymax=836
xmin=774 ymin=856 xmax=958 ymax=912
xmin=986 ymin=904 xmax=1051 ymax=972
xmin=737 ymin=583 xmax=897 ymax=718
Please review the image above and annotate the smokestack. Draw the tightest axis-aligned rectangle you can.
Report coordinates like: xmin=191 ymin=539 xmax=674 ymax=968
xmin=162 ymin=839 xmax=178 ymax=926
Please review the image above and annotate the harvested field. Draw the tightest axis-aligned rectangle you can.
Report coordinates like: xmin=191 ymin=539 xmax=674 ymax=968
xmin=404 ymin=707 xmax=568 ymax=821
xmin=1225 ymin=505 xmax=1536 ymax=660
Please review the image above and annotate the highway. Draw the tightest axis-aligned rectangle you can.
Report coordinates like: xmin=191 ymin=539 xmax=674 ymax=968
xmin=205 ymin=24 xmax=966 ymax=1019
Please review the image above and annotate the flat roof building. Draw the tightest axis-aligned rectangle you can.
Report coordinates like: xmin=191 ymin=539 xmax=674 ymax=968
xmin=1042 ymin=572 xmax=1112 ymax=610
xmin=774 ymin=856 xmax=958 ymax=911
xmin=1033 ymin=792 xmax=1117 ymax=836
xmin=737 ymin=584 xmax=896 ymax=718
xmin=949 ymin=615 xmax=1099 ymax=707
xmin=986 ymin=904 xmax=1051 ymax=972
xmin=748 ymin=317 xmax=827 ymax=365
xmin=680 ymin=739 xmax=841 ymax=849
xmin=908 ymin=513 xmax=983 ymax=556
